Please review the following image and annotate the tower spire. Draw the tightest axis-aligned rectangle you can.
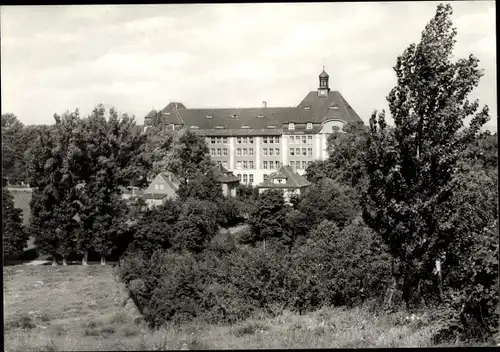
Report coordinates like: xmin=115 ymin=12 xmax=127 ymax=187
xmin=318 ymin=66 xmax=330 ymax=97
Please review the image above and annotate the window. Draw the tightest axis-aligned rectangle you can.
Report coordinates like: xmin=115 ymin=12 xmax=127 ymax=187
xmin=263 ymin=137 xmax=268 ymax=143
xmin=216 ymin=137 xmax=222 ymax=143
xmin=216 ymin=125 xmax=224 ymax=129
xmin=249 ymin=148 xmax=254 ymax=156
xmin=237 ymin=174 xmax=241 ymax=181
xmin=275 ymin=137 xmax=280 ymax=144
xmin=263 ymin=148 xmax=268 ymax=156
xmin=223 ymin=161 xmax=228 ymax=168
xmin=269 ymin=148 xmax=274 ymax=156
xmin=243 ymin=161 xmax=248 ymax=169
xmin=290 ymin=161 xmax=295 ymax=169
xmin=249 ymin=174 xmax=254 ymax=184
xmin=217 ymin=148 xmax=222 ymax=156
xmin=160 ymin=184 xmax=165 ymax=190
xmin=211 ymin=148 xmax=216 ymax=156
xmin=302 ymin=148 xmax=307 ymax=156
xmin=236 ymin=161 xmax=242 ymax=169
xmin=264 ymin=174 xmax=268 ymax=181
xmin=332 ymin=126 xmax=340 ymax=132
xmin=296 ymin=148 xmax=300 ymax=155
xmin=237 ymin=148 xmax=242 ymax=156
xmin=223 ymin=137 xmax=228 ymax=143
xmin=237 ymin=137 xmax=242 ymax=144
xmin=269 ymin=161 xmax=274 ymax=169
xmin=249 ymin=161 xmax=254 ymax=169
xmin=290 ymin=136 xmax=295 ymax=144
xmin=290 ymin=148 xmax=295 ymax=156
xmin=249 ymin=137 xmax=254 ymax=143
xmin=269 ymin=137 xmax=273 ymax=144
xmin=308 ymin=135 xmax=312 ymax=142
xmin=306 ymin=123 xmax=313 ymax=130
xmin=308 ymin=148 xmax=312 ymax=156
xmin=243 ymin=174 xmax=248 ymax=183
xmin=217 ymin=161 xmax=222 ymax=166
xmin=243 ymin=137 xmax=248 ymax=144
xmin=243 ymin=148 xmax=248 ymax=156
xmin=263 ymin=161 xmax=268 ymax=169
xmin=206 ymin=115 xmax=213 ymax=119
xmin=211 ymin=137 xmax=216 ymax=144
xmin=223 ymin=148 xmax=228 ymax=156
xmin=276 ymin=148 xmax=280 ymax=156
xmin=302 ymin=161 xmax=307 ymax=169
xmin=289 ymin=123 xmax=295 ymax=130
xmin=155 ymin=184 xmax=159 ymax=190
xmin=302 ymin=136 xmax=307 ymax=144
xmin=242 ymin=125 xmax=250 ymax=129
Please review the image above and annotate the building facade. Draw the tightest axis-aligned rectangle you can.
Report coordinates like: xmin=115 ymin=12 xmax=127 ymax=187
xmin=145 ymin=68 xmax=363 ymax=185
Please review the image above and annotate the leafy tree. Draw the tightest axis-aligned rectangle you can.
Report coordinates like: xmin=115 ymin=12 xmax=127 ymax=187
xmin=173 ymin=198 xmax=219 ymax=253
xmin=297 ymin=178 xmax=359 ymax=230
xmin=247 ymin=189 xmax=291 ymax=249
xmin=304 ymin=160 xmax=336 ymax=184
xmin=362 ymin=3 xmax=490 ymax=305
xmin=131 ymin=199 xmax=181 ymax=256
xmin=2 ymin=113 xmax=26 ymax=184
xmin=164 ymin=129 xmax=214 ymax=185
xmin=177 ymin=169 xmax=223 ymax=203
xmin=2 ymin=188 xmax=28 ymax=256
xmin=142 ymin=125 xmax=174 ymax=181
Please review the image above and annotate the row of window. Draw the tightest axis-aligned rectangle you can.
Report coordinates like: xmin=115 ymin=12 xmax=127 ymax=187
xmin=236 ymin=161 xmax=255 ymax=169
xmin=154 ymin=184 xmax=165 ymax=190
xmin=290 ymin=135 xmax=313 ymax=144
xmin=236 ymin=173 xmax=254 ymax=184
xmin=262 ymin=161 xmax=282 ymax=170
xmin=288 ymin=123 xmax=313 ymax=130
xmin=263 ymin=148 xmax=280 ymax=156
xmin=210 ymin=137 xmax=228 ymax=144
xmin=237 ymin=148 xmax=254 ymax=156
xmin=210 ymin=148 xmax=228 ymax=156
xmin=290 ymin=148 xmax=313 ymax=156
xmin=216 ymin=161 xmax=228 ymax=168
xmin=262 ymin=136 xmax=280 ymax=144
xmin=290 ymin=161 xmax=313 ymax=170
xmin=237 ymin=137 xmax=254 ymax=144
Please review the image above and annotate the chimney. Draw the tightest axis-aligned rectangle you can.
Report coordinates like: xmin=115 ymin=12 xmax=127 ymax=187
xmin=262 ymin=101 xmax=267 ymax=108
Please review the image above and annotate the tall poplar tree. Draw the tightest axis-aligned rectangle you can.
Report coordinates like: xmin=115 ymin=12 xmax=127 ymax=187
xmin=362 ymin=4 xmax=489 ymax=305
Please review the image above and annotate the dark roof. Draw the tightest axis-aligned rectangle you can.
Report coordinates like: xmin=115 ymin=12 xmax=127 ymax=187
xmin=319 ymin=69 xmax=329 ymax=78
xmin=257 ymin=165 xmax=311 ymax=189
xmin=144 ymin=90 xmax=362 ymax=130
xmin=143 ymin=193 xmax=169 ymax=200
xmin=213 ymin=165 xmax=240 ymax=183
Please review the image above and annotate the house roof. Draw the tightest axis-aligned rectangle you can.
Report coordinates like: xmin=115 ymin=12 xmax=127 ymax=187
xmin=144 ymin=90 xmax=362 ymax=132
xmin=144 ymin=172 xmax=181 ymax=195
xmin=213 ymin=165 xmax=240 ymax=183
xmin=257 ymin=165 xmax=311 ymax=189
xmin=142 ymin=193 xmax=169 ymax=200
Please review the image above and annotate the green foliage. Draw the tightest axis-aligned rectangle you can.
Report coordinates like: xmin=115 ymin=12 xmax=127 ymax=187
xmin=164 ymin=129 xmax=214 ymax=185
xmin=362 ymin=3 xmax=490 ymax=305
xmin=247 ymin=189 xmax=291 ymax=247
xmin=177 ymin=170 xmax=223 ymax=203
xmin=2 ymin=188 xmax=28 ymax=256
xmin=297 ymin=178 xmax=359 ymax=230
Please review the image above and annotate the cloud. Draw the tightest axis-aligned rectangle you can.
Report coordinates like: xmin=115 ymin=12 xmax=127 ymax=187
xmin=0 ymin=2 xmax=496 ymax=132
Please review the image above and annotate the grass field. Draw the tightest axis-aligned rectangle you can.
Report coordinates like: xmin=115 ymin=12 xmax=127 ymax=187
xmin=3 ymin=264 xmax=452 ymax=351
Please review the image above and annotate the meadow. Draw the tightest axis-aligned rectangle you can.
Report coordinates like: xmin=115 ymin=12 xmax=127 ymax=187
xmin=4 ymin=264 xmax=452 ymax=351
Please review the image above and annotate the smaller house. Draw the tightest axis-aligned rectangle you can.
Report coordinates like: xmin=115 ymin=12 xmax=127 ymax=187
xmin=213 ymin=165 xmax=240 ymax=197
xmin=143 ymin=172 xmax=181 ymax=209
xmin=257 ymin=165 xmax=311 ymax=204
xmin=119 ymin=186 xmax=144 ymax=201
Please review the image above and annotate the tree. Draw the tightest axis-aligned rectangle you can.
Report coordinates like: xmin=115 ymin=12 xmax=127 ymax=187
xmin=2 ymin=188 xmax=28 ymax=256
xmin=177 ymin=169 xmax=223 ymax=203
xmin=2 ymin=113 xmax=25 ymax=184
xmin=297 ymin=178 xmax=359 ymax=230
xmin=362 ymin=3 xmax=490 ymax=306
xmin=164 ymin=129 xmax=214 ymax=185
xmin=247 ymin=189 xmax=291 ymax=249
xmin=304 ymin=160 xmax=336 ymax=184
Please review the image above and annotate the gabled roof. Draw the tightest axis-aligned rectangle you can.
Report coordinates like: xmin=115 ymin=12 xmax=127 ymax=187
xmin=213 ymin=165 xmax=240 ymax=183
xmin=257 ymin=165 xmax=311 ymax=189
xmin=144 ymin=172 xmax=180 ymax=196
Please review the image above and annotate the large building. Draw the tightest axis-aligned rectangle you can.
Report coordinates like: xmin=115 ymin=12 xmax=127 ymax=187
xmin=144 ymin=68 xmax=362 ymax=185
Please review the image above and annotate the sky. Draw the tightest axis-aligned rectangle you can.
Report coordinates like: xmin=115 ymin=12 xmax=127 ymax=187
xmin=1 ymin=2 xmax=497 ymax=132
